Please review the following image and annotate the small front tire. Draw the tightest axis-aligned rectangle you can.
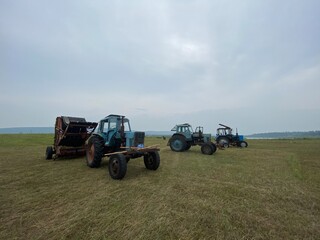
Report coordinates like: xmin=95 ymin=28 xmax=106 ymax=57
xmin=201 ymin=143 xmax=215 ymax=155
xmin=211 ymin=143 xmax=217 ymax=154
xmin=238 ymin=141 xmax=248 ymax=148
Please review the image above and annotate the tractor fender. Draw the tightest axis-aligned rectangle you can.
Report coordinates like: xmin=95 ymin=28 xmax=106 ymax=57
xmin=86 ymin=133 xmax=105 ymax=145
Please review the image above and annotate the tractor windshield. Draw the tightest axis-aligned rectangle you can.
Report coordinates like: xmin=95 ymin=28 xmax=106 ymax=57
xmin=99 ymin=117 xmax=131 ymax=133
xmin=217 ymin=128 xmax=232 ymax=136
xmin=123 ymin=120 xmax=131 ymax=132
xmin=184 ymin=126 xmax=193 ymax=133
xmin=171 ymin=124 xmax=193 ymax=133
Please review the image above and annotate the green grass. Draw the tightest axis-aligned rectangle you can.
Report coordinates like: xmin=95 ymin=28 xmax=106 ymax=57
xmin=0 ymin=135 xmax=319 ymax=239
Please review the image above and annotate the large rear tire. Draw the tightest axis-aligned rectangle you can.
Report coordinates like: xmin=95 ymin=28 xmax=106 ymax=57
xmin=169 ymin=135 xmax=187 ymax=152
xmin=217 ymin=137 xmax=230 ymax=148
xmin=86 ymin=135 xmax=104 ymax=168
xmin=109 ymin=154 xmax=127 ymax=179
xmin=144 ymin=151 xmax=160 ymax=170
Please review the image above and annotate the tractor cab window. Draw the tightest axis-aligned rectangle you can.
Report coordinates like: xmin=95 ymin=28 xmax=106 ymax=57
xmin=102 ymin=121 xmax=109 ymax=133
xmin=178 ymin=126 xmax=192 ymax=133
xmin=101 ymin=119 xmax=117 ymax=133
xmin=123 ymin=120 xmax=131 ymax=132
xmin=109 ymin=121 xmax=117 ymax=130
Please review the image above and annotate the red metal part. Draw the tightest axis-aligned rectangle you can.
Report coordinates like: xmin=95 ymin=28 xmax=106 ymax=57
xmin=53 ymin=116 xmax=98 ymax=158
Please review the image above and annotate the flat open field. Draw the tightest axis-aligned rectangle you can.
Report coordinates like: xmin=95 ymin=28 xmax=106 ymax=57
xmin=0 ymin=135 xmax=319 ymax=239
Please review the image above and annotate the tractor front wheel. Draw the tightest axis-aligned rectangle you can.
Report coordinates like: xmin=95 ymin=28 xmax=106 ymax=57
xmin=169 ymin=135 xmax=187 ymax=152
xmin=201 ymin=143 xmax=215 ymax=155
xmin=144 ymin=151 xmax=160 ymax=170
xmin=238 ymin=141 xmax=248 ymax=148
xmin=108 ymin=154 xmax=127 ymax=179
xmin=211 ymin=143 xmax=217 ymax=154
xmin=86 ymin=136 xmax=104 ymax=168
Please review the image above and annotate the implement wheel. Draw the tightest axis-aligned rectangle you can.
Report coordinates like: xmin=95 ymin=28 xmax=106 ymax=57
xmin=169 ymin=135 xmax=187 ymax=152
xmin=144 ymin=151 xmax=160 ymax=170
xmin=108 ymin=154 xmax=127 ymax=180
xmin=45 ymin=146 xmax=53 ymax=160
xmin=86 ymin=135 xmax=104 ymax=168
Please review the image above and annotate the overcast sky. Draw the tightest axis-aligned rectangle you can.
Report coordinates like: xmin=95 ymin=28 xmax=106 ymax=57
xmin=1 ymin=0 xmax=319 ymax=134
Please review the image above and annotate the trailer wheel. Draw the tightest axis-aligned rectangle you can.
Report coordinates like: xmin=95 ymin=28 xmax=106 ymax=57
xmin=109 ymin=154 xmax=127 ymax=180
xmin=169 ymin=135 xmax=187 ymax=152
xmin=238 ymin=141 xmax=248 ymax=148
xmin=144 ymin=151 xmax=160 ymax=170
xmin=86 ymin=136 xmax=104 ymax=168
xmin=201 ymin=143 xmax=215 ymax=155
xmin=45 ymin=146 xmax=53 ymax=160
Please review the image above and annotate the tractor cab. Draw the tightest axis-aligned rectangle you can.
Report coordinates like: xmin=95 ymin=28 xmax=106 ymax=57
xmin=171 ymin=123 xmax=193 ymax=136
xmin=98 ymin=115 xmax=131 ymax=145
xmin=216 ymin=125 xmax=233 ymax=137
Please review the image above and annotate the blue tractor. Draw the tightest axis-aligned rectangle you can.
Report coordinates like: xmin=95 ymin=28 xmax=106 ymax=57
xmin=85 ymin=114 xmax=160 ymax=179
xmin=167 ymin=123 xmax=217 ymax=155
xmin=216 ymin=124 xmax=248 ymax=148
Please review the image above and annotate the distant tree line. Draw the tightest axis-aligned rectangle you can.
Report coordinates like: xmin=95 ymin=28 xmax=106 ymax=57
xmin=247 ymin=131 xmax=320 ymax=139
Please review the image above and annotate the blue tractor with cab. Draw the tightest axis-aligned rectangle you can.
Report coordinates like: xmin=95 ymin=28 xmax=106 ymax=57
xmin=167 ymin=123 xmax=217 ymax=155
xmin=216 ymin=123 xmax=248 ymax=148
xmin=85 ymin=114 xmax=160 ymax=179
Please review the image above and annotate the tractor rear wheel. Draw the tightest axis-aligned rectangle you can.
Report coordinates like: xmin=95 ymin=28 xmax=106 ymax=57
xmin=108 ymin=154 xmax=127 ymax=179
xmin=201 ymin=143 xmax=215 ymax=155
xmin=144 ymin=151 xmax=160 ymax=170
xmin=86 ymin=135 xmax=104 ymax=168
xmin=45 ymin=146 xmax=53 ymax=160
xmin=218 ymin=137 xmax=230 ymax=148
xmin=169 ymin=135 xmax=187 ymax=152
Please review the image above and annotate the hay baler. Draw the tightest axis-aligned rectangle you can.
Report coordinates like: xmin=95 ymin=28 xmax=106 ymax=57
xmin=45 ymin=116 xmax=98 ymax=159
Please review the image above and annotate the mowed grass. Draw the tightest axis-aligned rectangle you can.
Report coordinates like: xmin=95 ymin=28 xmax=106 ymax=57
xmin=0 ymin=135 xmax=319 ymax=240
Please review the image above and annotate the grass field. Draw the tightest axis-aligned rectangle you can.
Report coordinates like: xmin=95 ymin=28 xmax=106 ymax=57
xmin=0 ymin=135 xmax=319 ymax=239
